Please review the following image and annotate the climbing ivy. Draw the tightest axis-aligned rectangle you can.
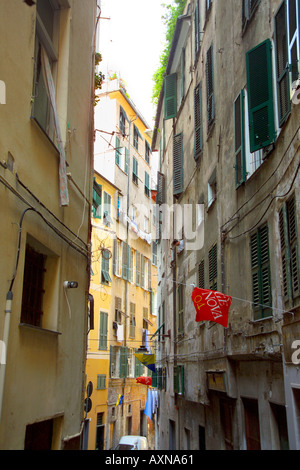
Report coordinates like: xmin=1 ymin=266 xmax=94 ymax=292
xmin=152 ymin=0 xmax=187 ymax=107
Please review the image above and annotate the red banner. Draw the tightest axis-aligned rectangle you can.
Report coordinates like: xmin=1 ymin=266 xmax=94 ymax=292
xmin=192 ymin=288 xmax=232 ymax=328
xmin=136 ymin=376 xmax=152 ymax=386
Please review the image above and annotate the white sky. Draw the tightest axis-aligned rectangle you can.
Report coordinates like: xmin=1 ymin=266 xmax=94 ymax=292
xmin=97 ymin=0 xmax=167 ymax=128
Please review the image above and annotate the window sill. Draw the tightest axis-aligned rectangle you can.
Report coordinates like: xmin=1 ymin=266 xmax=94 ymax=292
xmin=19 ymin=322 xmax=61 ymax=336
xmin=30 ymin=117 xmax=62 ymax=159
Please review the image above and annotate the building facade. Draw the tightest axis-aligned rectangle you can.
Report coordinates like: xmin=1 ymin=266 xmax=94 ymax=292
xmin=0 ymin=0 xmax=96 ymax=449
xmin=152 ymin=0 xmax=300 ymax=450
xmin=85 ymin=80 xmax=158 ymax=450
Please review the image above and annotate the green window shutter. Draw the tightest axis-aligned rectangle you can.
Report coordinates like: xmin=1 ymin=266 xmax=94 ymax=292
xmin=124 ymin=147 xmax=129 ymax=175
xmin=287 ymin=196 xmax=300 ymax=299
xmin=279 ymin=205 xmax=291 ymax=302
xmin=97 ymin=374 xmax=106 ymax=390
xmin=275 ymin=2 xmax=291 ymax=126
xmin=250 ymin=225 xmax=272 ymax=320
xmin=194 ymin=83 xmax=203 ymax=160
xmin=145 ymin=171 xmax=150 ymax=197
xmin=164 ymin=73 xmax=177 ymax=120
xmin=234 ymin=91 xmax=246 ymax=187
xmin=173 ymin=133 xmax=183 ymax=197
xmin=246 ymin=39 xmax=276 ymax=152
xmin=136 ymin=251 xmax=141 ymax=286
xmin=120 ymin=347 xmax=128 ymax=378
xmin=115 ymin=136 xmax=121 ymax=165
xmin=141 ymin=254 xmax=145 ymax=288
xmin=152 ymin=370 xmax=158 ymax=388
xmin=133 ymin=157 xmax=138 ymax=184
xmin=122 ymin=242 xmax=129 ymax=280
xmin=92 ymin=181 xmax=102 ymax=219
xmin=206 ymin=45 xmax=215 ymax=129
xmin=113 ymin=238 xmax=117 ymax=275
xmin=195 ymin=0 xmax=201 ymax=57
xmin=99 ymin=312 xmax=108 ymax=350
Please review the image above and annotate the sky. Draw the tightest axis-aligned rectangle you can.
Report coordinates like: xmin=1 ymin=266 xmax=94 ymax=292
xmin=97 ymin=0 xmax=167 ymax=128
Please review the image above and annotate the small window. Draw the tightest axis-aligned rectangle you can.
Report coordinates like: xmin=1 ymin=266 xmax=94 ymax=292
xmin=242 ymin=0 xmax=260 ymax=31
xmin=133 ymin=125 xmax=139 ymax=150
xmin=208 ymin=169 xmax=217 ymax=208
xmin=209 ymin=243 xmax=217 ymax=291
xmin=178 ymin=284 xmax=184 ymax=333
xmin=92 ymin=180 xmax=102 ymax=219
xmin=145 ymin=141 xmax=151 ymax=164
xmin=206 ymin=45 xmax=215 ymax=131
xmin=115 ymin=297 xmax=122 ymax=323
xmin=103 ymin=192 xmax=112 ymax=226
xmin=97 ymin=374 xmax=106 ymax=390
xmin=195 ymin=0 xmax=201 ymax=58
xmin=129 ymin=303 xmax=136 ymax=338
xmin=132 ymin=157 xmax=139 ymax=185
xmin=250 ymin=224 xmax=272 ymax=320
xmin=21 ymin=245 xmax=46 ymax=328
xmin=119 ymin=107 xmax=126 ymax=135
xmin=99 ymin=312 xmax=108 ymax=350
xmin=145 ymin=171 xmax=150 ymax=197
xmin=101 ymin=250 xmax=111 ymax=285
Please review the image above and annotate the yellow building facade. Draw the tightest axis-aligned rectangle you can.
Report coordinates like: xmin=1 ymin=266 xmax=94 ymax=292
xmin=86 ymin=80 xmax=158 ymax=450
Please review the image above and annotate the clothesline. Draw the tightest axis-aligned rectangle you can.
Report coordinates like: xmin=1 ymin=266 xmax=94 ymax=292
xmin=167 ymin=278 xmax=294 ymax=317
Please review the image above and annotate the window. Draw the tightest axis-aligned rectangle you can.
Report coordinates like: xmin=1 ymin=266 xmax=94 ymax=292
xmin=173 ymin=133 xmax=183 ymax=197
xmin=206 ymin=45 xmax=215 ymax=130
xmin=99 ymin=312 xmax=108 ymax=350
xmin=133 ymin=124 xmax=139 ymax=150
xmin=143 ymin=307 xmax=149 ymax=330
xmin=209 ymin=243 xmax=217 ymax=291
xmin=32 ymin=0 xmax=58 ymax=138
xmin=119 ymin=106 xmax=126 ymax=135
xmin=136 ymin=251 xmax=141 ymax=286
xmin=174 ymin=365 xmax=184 ymax=395
xmin=122 ymin=242 xmax=129 ymax=280
xmin=178 ymin=48 xmax=186 ymax=106
xmin=250 ymin=224 xmax=272 ymax=320
xmin=178 ymin=284 xmax=184 ymax=333
xmin=208 ymin=168 xmax=217 ymax=208
xmin=101 ymin=250 xmax=111 ymax=285
xmin=145 ymin=141 xmax=151 ymax=164
xmin=164 ymin=73 xmax=177 ymax=120
xmin=132 ymin=157 xmax=139 ymax=185
xmin=205 ymin=0 xmax=213 ymax=20
xmin=246 ymin=39 xmax=276 ymax=152
xmin=103 ymin=192 xmax=112 ymax=226
xmin=279 ymin=195 xmax=300 ymax=303
xmin=92 ymin=180 xmax=102 ymax=219
xmin=157 ymin=171 xmax=166 ymax=205
xmin=198 ymin=259 xmax=205 ymax=288
xmin=129 ymin=303 xmax=136 ymax=338
xmin=195 ymin=0 xmax=201 ymax=57
xmin=129 ymin=248 xmax=134 ymax=283
xmin=97 ymin=374 xmax=106 ymax=390
xmin=145 ymin=171 xmax=150 ymax=197
xmin=21 ymin=236 xmax=60 ymax=331
xmin=21 ymin=245 xmax=46 ymax=328
xmin=116 ymin=137 xmax=129 ymax=174
xmin=194 ymin=82 xmax=203 ymax=160
xmin=242 ymin=0 xmax=260 ymax=30
xmin=120 ymin=346 xmax=128 ymax=378
xmin=234 ymin=91 xmax=246 ymax=186
xmin=275 ymin=0 xmax=300 ymax=126
xmin=113 ymin=239 xmax=121 ymax=276
xmin=152 ymin=242 xmax=158 ymax=266
xmin=115 ymin=297 xmax=122 ymax=323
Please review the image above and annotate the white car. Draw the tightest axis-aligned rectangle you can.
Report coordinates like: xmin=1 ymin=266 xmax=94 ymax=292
xmin=116 ymin=435 xmax=148 ymax=450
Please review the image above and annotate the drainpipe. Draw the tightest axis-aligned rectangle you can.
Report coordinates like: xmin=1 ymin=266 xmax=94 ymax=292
xmin=0 ymin=290 xmax=13 ymax=423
